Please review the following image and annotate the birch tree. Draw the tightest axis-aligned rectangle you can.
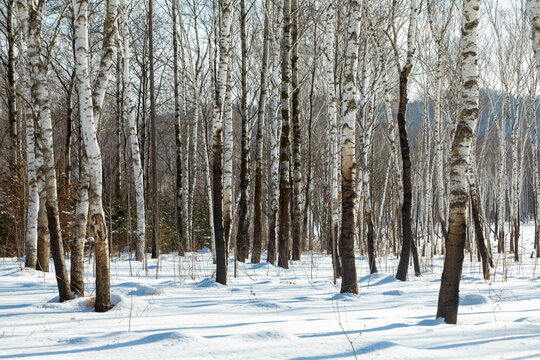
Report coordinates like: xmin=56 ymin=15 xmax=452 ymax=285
xmin=252 ymin=0 xmax=271 ymax=264
xmin=213 ymin=0 xmax=234 ymax=285
xmin=236 ymin=0 xmax=251 ymax=263
xmin=72 ymin=0 xmax=118 ymax=311
xmin=437 ymin=0 xmax=480 ymax=324
xmin=394 ymin=0 xmax=421 ymax=281
xmin=278 ymin=0 xmax=292 ymax=269
xmin=323 ymin=0 xmax=341 ymax=278
xmin=339 ymin=0 xmax=362 ymax=294
xmin=529 ymin=0 xmax=540 ymax=257
xmin=16 ymin=0 xmax=72 ymax=301
xmin=119 ymin=0 xmax=145 ymax=262
xmin=290 ymin=0 xmax=302 ymax=261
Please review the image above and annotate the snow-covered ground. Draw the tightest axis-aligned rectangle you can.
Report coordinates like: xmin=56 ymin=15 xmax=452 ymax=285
xmin=1 ymin=225 xmax=540 ymax=360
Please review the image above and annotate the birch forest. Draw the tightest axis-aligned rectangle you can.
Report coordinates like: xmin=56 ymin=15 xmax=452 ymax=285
xmin=1 ymin=0 xmax=540 ymax=356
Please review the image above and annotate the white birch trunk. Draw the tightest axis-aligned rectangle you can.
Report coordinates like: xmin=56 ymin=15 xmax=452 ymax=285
xmin=510 ymin=124 xmax=519 ymax=259
xmin=119 ymin=0 xmax=145 ymax=262
xmin=73 ymin=0 xmax=116 ymax=311
xmin=212 ymin=0 xmax=234 ymax=285
xmin=437 ymin=0 xmax=480 ymax=324
xmin=324 ymin=0 xmax=340 ymax=254
xmin=496 ymin=109 xmax=506 ymax=252
xmin=18 ymin=23 xmax=38 ymax=268
xmin=223 ymin=69 xmax=234 ymax=248
xmin=339 ymin=0 xmax=362 ymax=294
xmin=529 ymin=0 xmax=540 ymax=257
xmin=23 ymin=71 xmax=38 ymax=269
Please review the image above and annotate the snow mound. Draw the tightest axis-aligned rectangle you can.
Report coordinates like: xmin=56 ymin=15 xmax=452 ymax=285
xmin=62 ymin=337 xmax=92 ymax=346
xmin=460 ymin=294 xmax=492 ymax=306
xmin=109 ymin=293 xmax=149 ymax=313
xmin=516 ymin=317 xmax=540 ymax=323
xmin=147 ymin=331 xmax=195 ymax=344
xmin=39 ymin=296 xmax=93 ymax=312
xmin=195 ymin=278 xmax=222 ymax=288
xmin=360 ymin=273 xmax=398 ymax=287
xmin=329 ymin=293 xmax=359 ymax=301
xmin=383 ymin=290 xmax=404 ymax=296
xmin=417 ymin=318 xmax=445 ymax=326
xmin=249 ymin=300 xmax=289 ymax=311
xmin=239 ymin=330 xmax=295 ymax=342
xmin=128 ymin=284 xmax=163 ymax=296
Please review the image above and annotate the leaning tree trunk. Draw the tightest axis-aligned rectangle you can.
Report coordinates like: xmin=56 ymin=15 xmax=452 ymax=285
xmin=469 ymin=141 xmax=492 ymax=280
xmin=252 ymin=0 xmax=271 ymax=264
xmin=278 ymin=0 xmax=292 ymax=269
xmin=73 ymin=0 xmax=117 ymax=312
xmin=395 ymin=0 xmax=420 ymax=281
xmin=437 ymin=0 xmax=479 ymax=324
xmin=17 ymin=0 xmax=72 ymax=300
xmin=213 ymin=0 xmax=234 ymax=285
xmin=120 ymin=0 xmax=146 ymax=262
xmin=339 ymin=0 xmax=362 ymax=294
xmin=236 ymin=0 xmax=251 ymax=263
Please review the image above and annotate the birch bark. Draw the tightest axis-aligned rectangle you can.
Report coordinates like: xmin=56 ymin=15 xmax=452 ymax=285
xmin=437 ymin=0 xmax=480 ymax=324
xmin=119 ymin=0 xmax=145 ymax=262
xmin=339 ymin=0 xmax=362 ymax=294
xmin=395 ymin=0 xmax=421 ymax=281
xmin=236 ymin=0 xmax=251 ymax=263
xmin=324 ymin=0 xmax=341 ymax=277
xmin=19 ymin=32 xmax=38 ymax=269
xmin=528 ymin=0 xmax=540 ymax=257
xmin=73 ymin=0 xmax=118 ymax=311
xmin=16 ymin=0 xmax=72 ymax=300
xmin=252 ymin=0 xmax=271 ymax=264
xmin=213 ymin=0 xmax=234 ymax=285
xmin=278 ymin=0 xmax=292 ymax=269
xmin=290 ymin=0 xmax=302 ymax=261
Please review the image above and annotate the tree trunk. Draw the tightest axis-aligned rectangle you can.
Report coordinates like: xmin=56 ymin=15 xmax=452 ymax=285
xmin=72 ymin=154 xmax=88 ymax=296
xmin=324 ymin=1 xmax=341 ymax=279
xmin=395 ymin=0 xmax=420 ymax=280
xmin=223 ymin=61 xmax=234 ymax=261
xmin=339 ymin=0 xmax=361 ymax=294
xmin=278 ymin=0 xmax=292 ymax=270
xmin=213 ymin=0 xmax=234 ymax=285
xmin=148 ymin=0 xmax=160 ymax=259
xmin=290 ymin=0 xmax=302 ymax=261
xmin=120 ymin=0 xmax=146 ymax=262
xmin=496 ymin=103 xmax=506 ymax=253
xmin=469 ymin=182 xmax=492 ymax=280
xmin=7 ymin=0 xmax=18 ymax=170
xmin=17 ymin=0 xmax=72 ymax=299
xmin=236 ymin=0 xmax=250 ymax=263
xmin=73 ymin=0 xmax=118 ymax=312
xmin=437 ymin=0 xmax=479 ymax=324
xmin=252 ymin=0 xmax=271 ymax=264
xmin=528 ymin=0 xmax=540 ymax=258
xmin=22 ymin=63 xmax=38 ymax=269
xmin=172 ymin=0 xmax=184 ymax=256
